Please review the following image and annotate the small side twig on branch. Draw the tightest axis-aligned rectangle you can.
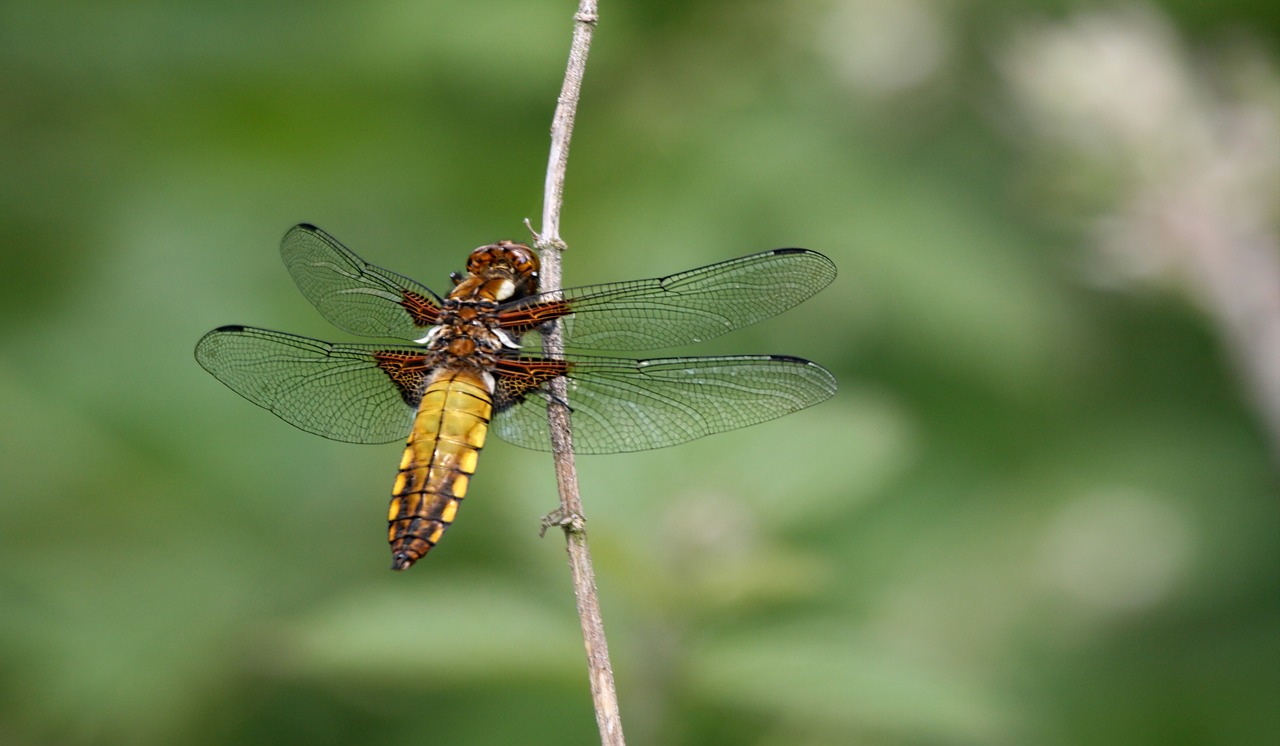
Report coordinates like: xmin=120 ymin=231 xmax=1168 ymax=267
xmin=533 ymin=3 xmax=624 ymax=745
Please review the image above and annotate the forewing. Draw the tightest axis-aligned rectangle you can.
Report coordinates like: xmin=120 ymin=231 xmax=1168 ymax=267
xmin=491 ymin=354 xmax=837 ymax=453
xmin=500 ymin=249 xmax=836 ymax=350
xmin=194 ymin=326 xmax=425 ymax=444
xmin=280 ymin=223 xmax=443 ymax=340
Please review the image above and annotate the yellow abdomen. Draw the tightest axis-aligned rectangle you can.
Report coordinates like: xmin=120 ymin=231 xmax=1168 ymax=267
xmin=387 ymin=369 xmax=493 ymax=570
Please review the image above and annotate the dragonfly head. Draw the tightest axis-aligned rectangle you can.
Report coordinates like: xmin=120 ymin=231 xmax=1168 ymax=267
xmin=464 ymin=241 xmax=540 ymax=301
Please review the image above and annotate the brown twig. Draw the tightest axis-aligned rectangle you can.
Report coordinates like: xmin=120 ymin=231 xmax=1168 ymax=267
xmin=532 ymin=3 xmax=624 ymax=745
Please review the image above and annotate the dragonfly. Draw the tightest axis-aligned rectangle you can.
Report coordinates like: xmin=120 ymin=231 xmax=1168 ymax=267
xmin=195 ymin=224 xmax=837 ymax=570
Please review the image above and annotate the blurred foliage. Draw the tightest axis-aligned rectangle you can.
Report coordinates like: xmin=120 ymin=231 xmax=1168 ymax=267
xmin=1 ymin=1 xmax=1277 ymax=745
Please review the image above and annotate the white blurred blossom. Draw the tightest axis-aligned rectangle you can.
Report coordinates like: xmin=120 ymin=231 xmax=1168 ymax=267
xmin=1002 ymin=6 xmax=1280 ymax=454
xmin=817 ymin=0 xmax=952 ymax=96
xmin=1038 ymin=488 xmax=1195 ymax=619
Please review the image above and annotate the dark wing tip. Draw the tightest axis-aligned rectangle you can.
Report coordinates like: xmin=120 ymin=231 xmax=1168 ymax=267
xmin=777 ymin=246 xmax=835 ymax=265
xmin=770 ymin=248 xmax=837 ymax=279
xmin=768 ymin=355 xmax=839 ymax=395
xmin=282 ymin=223 xmax=326 ymax=245
xmin=195 ymin=326 xmax=246 ymax=359
xmin=194 ymin=327 xmax=240 ymax=367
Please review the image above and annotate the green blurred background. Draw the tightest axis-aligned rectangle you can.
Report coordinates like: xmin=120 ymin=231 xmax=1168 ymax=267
xmin=2 ymin=1 xmax=1277 ymax=744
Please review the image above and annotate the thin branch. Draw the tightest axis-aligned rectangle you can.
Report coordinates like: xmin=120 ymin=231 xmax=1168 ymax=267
xmin=533 ymin=3 xmax=624 ymax=745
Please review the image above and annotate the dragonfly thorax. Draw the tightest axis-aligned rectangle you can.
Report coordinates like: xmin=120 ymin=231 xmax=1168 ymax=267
xmin=417 ymin=299 xmax=519 ymax=371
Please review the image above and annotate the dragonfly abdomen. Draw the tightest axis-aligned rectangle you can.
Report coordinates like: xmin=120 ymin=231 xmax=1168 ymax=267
xmin=387 ymin=369 xmax=493 ymax=570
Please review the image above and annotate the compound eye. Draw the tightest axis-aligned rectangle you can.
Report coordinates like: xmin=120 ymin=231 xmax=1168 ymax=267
xmin=503 ymin=243 xmax=540 ymax=276
xmin=465 ymin=246 xmax=495 ymax=275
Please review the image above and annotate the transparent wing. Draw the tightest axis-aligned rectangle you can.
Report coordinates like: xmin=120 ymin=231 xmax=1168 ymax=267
xmin=280 ymin=223 xmax=443 ymax=340
xmin=503 ymin=249 xmax=836 ymax=351
xmin=195 ymin=326 xmax=426 ymax=444
xmin=491 ymin=354 xmax=836 ymax=453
